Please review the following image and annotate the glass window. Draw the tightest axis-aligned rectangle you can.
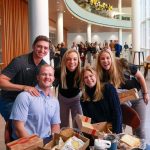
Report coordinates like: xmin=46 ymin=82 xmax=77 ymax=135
xmin=140 ymin=0 xmax=150 ymax=56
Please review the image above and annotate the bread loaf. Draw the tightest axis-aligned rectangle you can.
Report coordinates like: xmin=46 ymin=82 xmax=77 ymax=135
xmin=120 ymin=134 xmax=141 ymax=148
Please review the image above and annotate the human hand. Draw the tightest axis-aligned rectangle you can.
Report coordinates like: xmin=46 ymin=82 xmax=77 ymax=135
xmin=23 ymin=86 xmax=40 ymax=96
xmin=143 ymin=93 xmax=149 ymax=105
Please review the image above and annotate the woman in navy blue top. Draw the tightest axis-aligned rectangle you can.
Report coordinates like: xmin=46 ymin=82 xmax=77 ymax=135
xmin=80 ymin=65 xmax=122 ymax=134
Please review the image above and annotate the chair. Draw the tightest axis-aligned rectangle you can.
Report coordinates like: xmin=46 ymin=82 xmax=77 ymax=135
xmin=131 ymin=50 xmax=145 ymax=70
xmin=5 ymin=120 xmax=13 ymax=144
xmin=144 ymin=55 xmax=150 ymax=78
xmin=121 ymin=104 xmax=140 ymax=130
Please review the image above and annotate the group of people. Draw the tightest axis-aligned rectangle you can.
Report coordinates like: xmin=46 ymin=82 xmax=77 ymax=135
xmin=0 ymin=35 xmax=149 ymax=144
xmin=51 ymin=40 xmax=130 ymax=70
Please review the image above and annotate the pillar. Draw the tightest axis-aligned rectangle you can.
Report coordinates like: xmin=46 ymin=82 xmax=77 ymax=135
xmin=28 ymin=0 xmax=50 ymax=63
xmin=57 ymin=11 xmax=64 ymax=44
xmin=119 ymin=28 xmax=122 ymax=46
xmin=118 ymin=0 xmax=122 ymax=45
xmin=132 ymin=0 xmax=140 ymax=52
xmin=132 ymin=0 xmax=141 ymax=64
xmin=87 ymin=23 xmax=91 ymax=43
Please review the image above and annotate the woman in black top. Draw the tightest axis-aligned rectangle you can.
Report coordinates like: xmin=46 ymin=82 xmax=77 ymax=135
xmin=55 ymin=49 xmax=83 ymax=128
xmin=80 ymin=65 xmax=122 ymax=134
xmin=117 ymin=58 xmax=149 ymax=139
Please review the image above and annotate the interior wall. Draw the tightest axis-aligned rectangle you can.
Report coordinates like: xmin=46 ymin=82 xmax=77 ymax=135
xmin=67 ymin=32 xmax=132 ymax=48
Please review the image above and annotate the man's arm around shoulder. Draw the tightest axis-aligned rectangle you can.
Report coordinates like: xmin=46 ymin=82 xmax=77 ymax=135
xmin=0 ymin=74 xmax=25 ymax=91
xmin=0 ymin=74 xmax=40 ymax=96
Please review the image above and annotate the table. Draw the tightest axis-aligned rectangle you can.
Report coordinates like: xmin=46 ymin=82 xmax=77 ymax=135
xmin=144 ymin=60 xmax=150 ymax=78
xmin=131 ymin=50 xmax=144 ymax=70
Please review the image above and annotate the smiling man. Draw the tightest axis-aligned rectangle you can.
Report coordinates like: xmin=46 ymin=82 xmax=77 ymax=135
xmin=0 ymin=35 xmax=50 ymax=121
xmin=10 ymin=64 xmax=60 ymax=139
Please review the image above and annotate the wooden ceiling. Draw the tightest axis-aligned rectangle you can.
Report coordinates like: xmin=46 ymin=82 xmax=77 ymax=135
xmin=49 ymin=0 xmax=131 ymax=33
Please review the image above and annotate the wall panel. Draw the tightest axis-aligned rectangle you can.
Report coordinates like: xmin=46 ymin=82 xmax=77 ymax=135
xmin=1 ymin=0 xmax=29 ymax=68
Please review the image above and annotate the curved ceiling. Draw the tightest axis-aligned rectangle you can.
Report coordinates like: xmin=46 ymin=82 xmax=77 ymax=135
xmin=49 ymin=0 xmax=132 ymax=33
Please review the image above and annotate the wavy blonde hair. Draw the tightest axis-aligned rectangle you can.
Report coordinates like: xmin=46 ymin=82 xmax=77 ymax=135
xmin=61 ymin=49 xmax=81 ymax=89
xmin=81 ymin=65 xmax=103 ymax=102
xmin=96 ymin=48 xmax=122 ymax=88
xmin=115 ymin=58 xmax=130 ymax=84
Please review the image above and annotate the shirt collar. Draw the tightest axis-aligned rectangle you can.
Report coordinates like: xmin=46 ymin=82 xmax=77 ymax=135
xmin=28 ymin=52 xmax=46 ymax=66
xmin=35 ymin=85 xmax=51 ymax=97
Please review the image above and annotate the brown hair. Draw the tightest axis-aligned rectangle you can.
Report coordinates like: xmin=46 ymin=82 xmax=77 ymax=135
xmin=32 ymin=35 xmax=50 ymax=47
xmin=81 ymin=65 xmax=103 ymax=102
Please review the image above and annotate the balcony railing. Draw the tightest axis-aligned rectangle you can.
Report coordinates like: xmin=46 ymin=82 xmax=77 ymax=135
xmin=74 ymin=0 xmax=132 ymax=21
xmin=64 ymin=0 xmax=132 ymax=29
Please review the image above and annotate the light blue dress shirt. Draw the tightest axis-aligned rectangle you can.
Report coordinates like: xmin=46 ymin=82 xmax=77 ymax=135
xmin=10 ymin=85 xmax=60 ymax=139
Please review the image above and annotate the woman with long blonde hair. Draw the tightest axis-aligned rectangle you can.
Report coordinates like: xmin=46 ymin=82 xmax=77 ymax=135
xmin=116 ymin=58 xmax=149 ymax=139
xmin=80 ymin=65 xmax=122 ymax=134
xmin=96 ymin=48 xmax=122 ymax=88
xmin=55 ymin=49 xmax=83 ymax=128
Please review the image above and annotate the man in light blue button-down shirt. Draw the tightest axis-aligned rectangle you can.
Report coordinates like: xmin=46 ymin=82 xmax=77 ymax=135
xmin=10 ymin=64 xmax=60 ymax=139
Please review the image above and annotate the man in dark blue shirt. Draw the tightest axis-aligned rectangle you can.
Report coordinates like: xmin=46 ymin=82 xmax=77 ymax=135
xmin=115 ymin=40 xmax=122 ymax=57
xmin=0 ymin=35 xmax=49 ymax=121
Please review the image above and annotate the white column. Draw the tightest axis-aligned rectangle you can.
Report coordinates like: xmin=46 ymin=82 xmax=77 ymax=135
xmin=118 ymin=0 xmax=122 ymax=19
xmin=87 ymin=23 xmax=91 ymax=43
xmin=146 ymin=0 xmax=150 ymax=56
xmin=118 ymin=0 xmax=122 ymax=46
xmin=28 ymin=0 xmax=50 ymax=64
xmin=57 ymin=11 xmax=64 ymax=44
xmin=132 ymin=0 xmax=140 ymax=52
xmin=146 ymin=21 xmax=149 ymax=56
xmin=132 ymin=0 xmax=140 ymax=64
xmin=119 ymin=28 xmax=122 ymax=46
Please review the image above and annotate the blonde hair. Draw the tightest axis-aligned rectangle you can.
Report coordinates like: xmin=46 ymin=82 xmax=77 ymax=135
xmin=61 ymin=49 xmax=81 ymax=89
xmin=115 ymin=58 xmax=130 ymax=84
xmin=81 ymin=65 xmax=103 ymax=102
xmin=96 ymin=48 xmax=122 ymax=88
